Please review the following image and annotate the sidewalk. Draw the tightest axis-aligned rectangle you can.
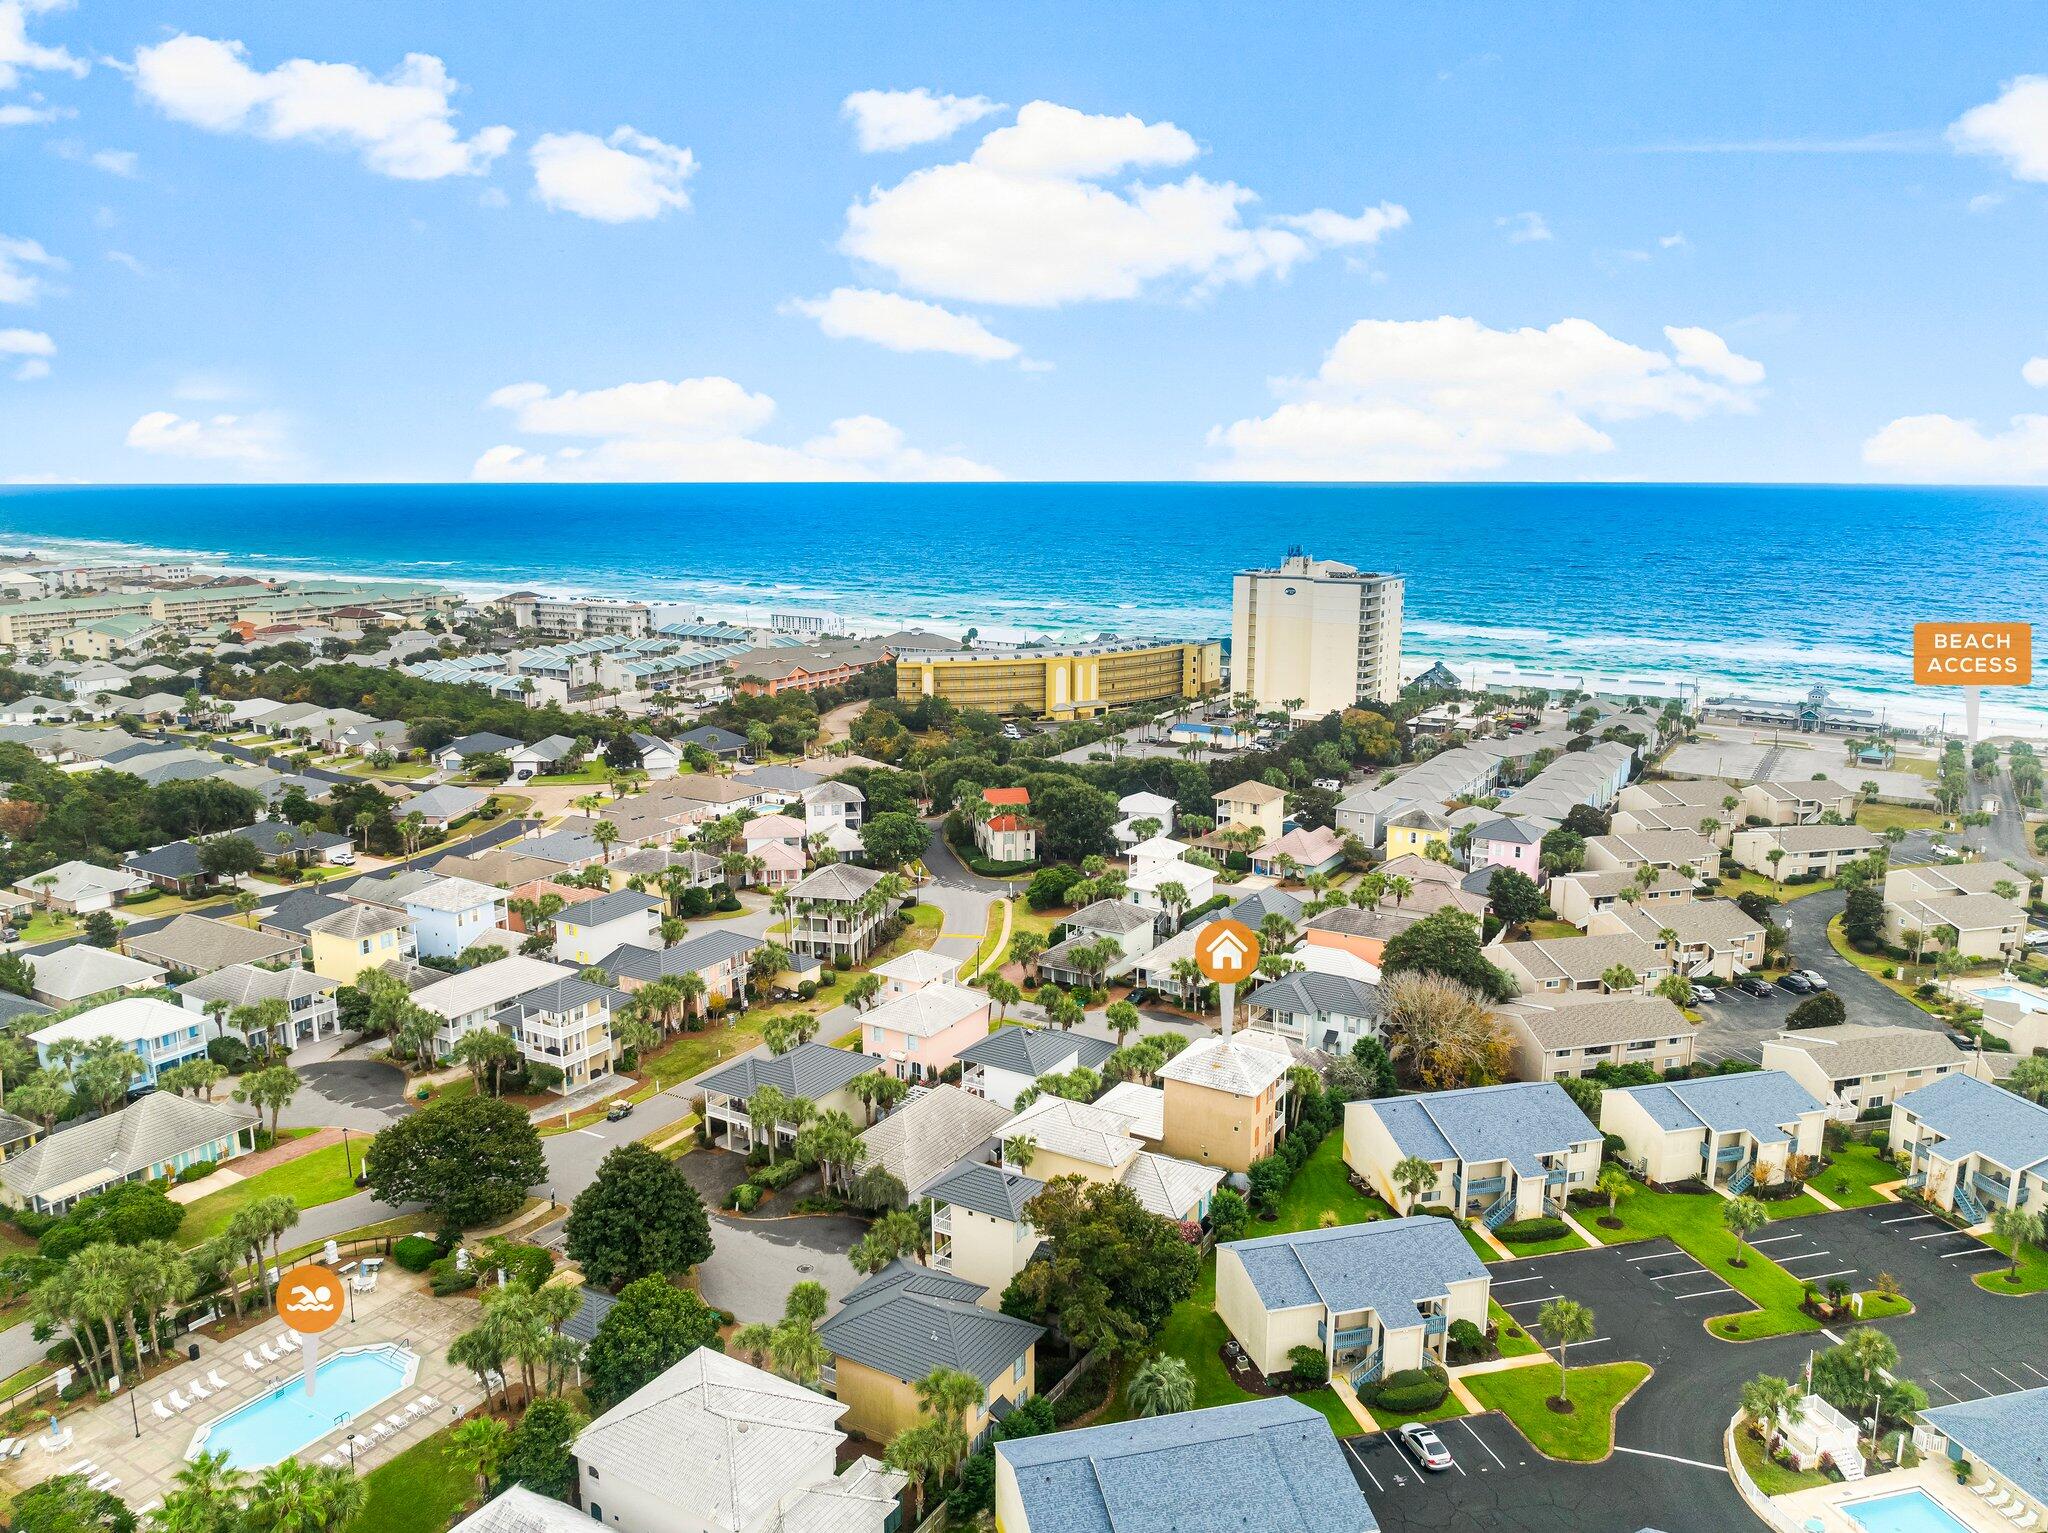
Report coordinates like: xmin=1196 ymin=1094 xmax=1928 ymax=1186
xmin=526 ymin=1073 xmax=631 ymax=1126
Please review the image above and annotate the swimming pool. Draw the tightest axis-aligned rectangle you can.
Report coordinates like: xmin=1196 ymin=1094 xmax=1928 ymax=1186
xmin=186 ymin=1344 xmax=417 ymax=1469
xmin=1972 ymin=984 xmax=2048 ymax=1014
xmin=1840 ymin=1488 xmax=1975 ymax=1533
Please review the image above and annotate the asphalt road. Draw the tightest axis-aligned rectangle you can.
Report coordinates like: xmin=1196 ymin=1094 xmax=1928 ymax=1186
xmin=1972 ymin=765 xmax=2043 ymax=876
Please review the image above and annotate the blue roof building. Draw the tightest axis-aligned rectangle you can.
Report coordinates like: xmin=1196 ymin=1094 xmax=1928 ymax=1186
xmin=1890 ymin=1072 xmax=2048 ymax=1226
xmin=996 ymin=1397 xmax=1377 ymax=1533
xmin=1344 ymin=1082 xmax=1602 ymax=1226
xmin=1216 ymin=1215 xmax=1489 ymax=1387
xmin=1601 ymin=1068 xmax=1826 ymax=1192
xmin=1922 ymin=1385 xmax=2048 ymax=1517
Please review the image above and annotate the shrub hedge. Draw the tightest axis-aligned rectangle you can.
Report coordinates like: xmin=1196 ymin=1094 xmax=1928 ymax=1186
xmin=393 ymin=1235 xmax=443 ymax=1272
xmin=1496 ymin=1216 xmax=1569 ymax=1243
xmin=1368 ymin=1366 xmax=1450 ymax=1414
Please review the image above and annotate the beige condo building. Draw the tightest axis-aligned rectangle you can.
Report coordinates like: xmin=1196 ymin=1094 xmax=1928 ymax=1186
xmin=1230 ymin=550 xmax=1404 ymax=714
xmin=895 ymin=636 xmax=1220 ymax=720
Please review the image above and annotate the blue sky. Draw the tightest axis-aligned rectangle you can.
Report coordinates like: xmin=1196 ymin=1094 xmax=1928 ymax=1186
xmin=3 ymin=1 xmax=2047 ymax=484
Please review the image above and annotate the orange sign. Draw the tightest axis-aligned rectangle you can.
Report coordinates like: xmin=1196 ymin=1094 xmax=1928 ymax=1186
xmin=1195 ymin=919 xmax=1261 ymax=985
xmin=1914 ymin=622 xmax=2032 ymax=686
xmin=277 ymin=1263 xmax=345 ymax=1334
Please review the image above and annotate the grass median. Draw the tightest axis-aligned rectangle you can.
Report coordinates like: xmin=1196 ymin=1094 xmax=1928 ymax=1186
xmin=1465 ymin=1360 xmax=1651 ymax=1461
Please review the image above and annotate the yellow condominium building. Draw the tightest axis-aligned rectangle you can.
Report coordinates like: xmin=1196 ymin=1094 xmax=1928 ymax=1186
xmin=895 ymin=637 xmax=1221 ymax=720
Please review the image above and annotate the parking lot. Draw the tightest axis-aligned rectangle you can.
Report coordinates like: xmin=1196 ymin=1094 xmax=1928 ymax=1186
xmin=1349 ymin=1202 xmax=2048 ymax=1533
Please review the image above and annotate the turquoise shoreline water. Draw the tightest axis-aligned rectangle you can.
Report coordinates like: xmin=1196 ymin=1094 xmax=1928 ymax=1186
xmin=3 ymin=482 xmax=2045 ymax=727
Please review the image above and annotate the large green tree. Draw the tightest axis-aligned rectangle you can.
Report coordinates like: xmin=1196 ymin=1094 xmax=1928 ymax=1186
xmin=859 ymin=811 xmax=928 ymax=871
xmin=1380 ymin=909 xmax=1516 ymax=1001
xmin=12 ymin=1473 xmax=138 ymax=1533
xmin=585 ymin=1276 xmax=725 ymax=1407
xmin=564 ymin=1143 xmax=714 ymax=1289
xmin=365 ymin=1095 xmax=545 ymax=1228
xmin=1024 ymin=776 xmax=1119 ymax=861
xmin=496 ymin=1396 xmax=588 ymax=1500
xmin=1002 ymin=1177 xmax=1198 ymax=1357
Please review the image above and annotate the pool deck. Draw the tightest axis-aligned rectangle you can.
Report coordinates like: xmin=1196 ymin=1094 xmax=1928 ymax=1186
xmin=0 ymin=1270 xmax=483 ymax=1511
xmin=1775 ymin=1461 xmax=2022 ymax=1532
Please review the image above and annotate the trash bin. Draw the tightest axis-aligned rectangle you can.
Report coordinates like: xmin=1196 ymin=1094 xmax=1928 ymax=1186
xmin=187 ymin=1343 xmax=201 ymax=1362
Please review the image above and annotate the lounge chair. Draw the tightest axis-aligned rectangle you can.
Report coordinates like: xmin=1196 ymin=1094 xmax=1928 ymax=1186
xmin=383 ymin=1415 xmax=407 ymax=1432
xmin=418 ymin=1393 xmax=437 ymax=1408
xmin=2004 ymin=1505 xmax=2030 ymax=1525
xmin=258 ymin=1343 xmax=280 ymax=1363
xmin=1989 ymin=1492 xmax=2015 ymax=1511
xmin=9 ymin=1440 xmax=25 ymax=1458
xmin=319 ymin=1453 xmax=340 ymax=1469
xmin=168 ymin=1391 xmax=190 ymax=1412
xmin=1979 ymin=1484 xmax=2002 ymax=1498
xmin=186 ymin=1379 xmax=210 ymax=1399
xmin=206 ymin=1369 xmax=229 ymax=1391
xmin=0 ymin=1439 xmax=13 ymax=1457
xmin=402 ymin=1402 xmax=424 ymax=1419
xmin=2012 ymin=1512 xmax=2037 ymax=1531
xmin=61 ymin=1460 xmax=90 ymax=1475
xmin=276 ymin=1333 xmax=300 ymax=1353
xmin=151 ymin=1401 xmax=173 ymax=1422
xmin=88 ymin=1474 xmax=117 ymax=1492
xmin=243 ymin=1352 xmax=264 ymax=1373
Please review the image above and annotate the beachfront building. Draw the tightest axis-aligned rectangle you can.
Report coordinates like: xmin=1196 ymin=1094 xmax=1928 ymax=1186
xmin=995 ymin=1399 xmax=1374 ymax=1533
xmin=1601 ymin=1070 xmax=1826 ymax=1191
xmin=1761 ymin=1024 xmax=1970 ymax=1118
xmin=1889 ymin=1073 xmax=2048 ymax=1224
xmin=0 ymin=1092 xmax=257 ymax=1214
xmin=819 ymin=1260 xmax=1042 ymax=1449
xmin=502 ymin=593 xmax=652 ymax=638
xmin=571 ymin=1349 xmax=904 ymax=1533
xmin=1496 ymin=993 xmax=1697 ymax=1081
xmin=1230 ymin=551 xmax=1405 ymax=713
xmin=1345 ymin=1083 xmax=1601 ymax=1224
xmin=1215 ymin=1217 xmax=1488 ymax=1386
xmin=895 ymin=637 xmax=1221 ymax=720
xmin=1730 ymin=824 xmax=1883 ymax=880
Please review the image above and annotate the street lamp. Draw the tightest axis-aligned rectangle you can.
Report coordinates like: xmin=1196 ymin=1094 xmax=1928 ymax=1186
xmin=345 ymin=1433 xmax=359 ymax=1471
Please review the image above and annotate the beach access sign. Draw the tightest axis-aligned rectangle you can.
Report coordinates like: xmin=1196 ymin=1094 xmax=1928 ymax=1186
xmin=1913 ymin=622 xmax=2032 ymax=685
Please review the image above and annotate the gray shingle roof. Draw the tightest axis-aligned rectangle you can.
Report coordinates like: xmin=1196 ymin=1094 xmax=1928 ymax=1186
xmin=175 ymin=963 xmax=337 ymax=1009
xmin=1922 ymin=1386 xmax=2048 ymax=1510
xmin=306 ymin=903 xmax=411 ymax=940
xmin=123 ymin=913 xmax=302 ymax=973
xmin=259 ymin=888 xmax=350 ymax=936
xmin=787 ymin=863 xmax=884 ymax=903
xmin=954 ymin=1026 xmax=1115 ymax=1078
xmin=1226 ymin=1214 xmax=1485 ymax=1324
xmin=1245 ymin=970 xmax=1383 ymax=1022
xmin=1897 ymin=1073 xmax=2048 ymax=1175
xmin=1359 ymin=1083 xmax=1599 ymax=1175
xmin=557 ymin=888 xmax=660 ymax=928
xmin=1063 ymin=899 xmax=1156 ymax=937
xmin=596 ymin=930 xmax=760 ymax=982
xmin=0 ymin=1092 xmax=256 ymax=1203
xmin=1763 ymin=1023 xmax=1965 ymax=1083
xmin=1225 ymin=889 xmax=1304 ymax=931
xmin=444 ymin=731 xmax=522 ymax=757
xmin=1614 ymin=1069 xmax=1822 ymax=1146
xmin=698 ymin=1041 xmax=880 ymax=1101
xmin=996 ymin=1397 xmax=1374 ymax=1533
xmin=820 ymin=1259 xmax=1041 ymax=1386
xmin=858 ymin=1085 xmax=1010 ymax=1191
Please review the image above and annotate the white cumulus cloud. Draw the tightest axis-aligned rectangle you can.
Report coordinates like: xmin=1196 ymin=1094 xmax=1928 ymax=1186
xmin=2024 ymin=356 xmax=2048 ymax=389
xmin=0 ymin=233 xmax=60 ymax=304
xmin=529 ymin=126 xmax=695 ymax=221
xmin=841 ymin=88 xmax=1002 ymax=152
xmin=1950 ymin=75 xmax=2048 ymax=182
xmin=1206 ymin=315 xmax=1764 ymax=479
xmin=839 ymin=99 xmax=1407 ymax=307
xmin=125 ymin=409 xmax=285 ymax=465
xmin=0 ymin=0 xmax=83 ymax=93
xmin=1863 ymin=414 xmax=2048 ymax=483
xmin=0 ymin=99 xmax=67 ymax=126
xmin=0 ymin=325 xmax=51 ymax=380
xmin=474 ymin=375 xmax=997 ymax=482
xmin=132 ymin=35 xmax=511 ymax=180
xmin=783 ymin=287 xmax=1024 ymax=363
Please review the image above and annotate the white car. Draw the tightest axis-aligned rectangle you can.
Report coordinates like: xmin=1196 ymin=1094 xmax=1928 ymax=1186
xmin=1401 ymin=1422 xmax=1454 ymax=1472
xmin=1797 ymin=970 xmax=1829 ymax=991
xmin=1312 ymin=778 xmax=1342 ymax=792
xmin=1691 ymin=985 xmax=1717 ymax=1004
xmin=2025 ymin=929 xmax=2048 ymax=949
xmin=1929 ymin=841 xmax=1955 ymax=858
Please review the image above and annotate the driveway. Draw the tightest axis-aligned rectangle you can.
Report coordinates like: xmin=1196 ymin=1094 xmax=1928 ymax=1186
xmin=282 ymin=1059 xmax=412 ymax=1130
xmin=1775 ymin=887 xmax=1945 ymax=1029
xmin=693 ymin=1211 xmax=866 ymax=1323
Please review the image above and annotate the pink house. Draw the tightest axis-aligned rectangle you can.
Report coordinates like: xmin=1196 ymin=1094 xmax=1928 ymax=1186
xmin=1468 ymin=817 xmax=1543 ymax=879
xmin=860 ymin=980 xmax=991 ymax=1082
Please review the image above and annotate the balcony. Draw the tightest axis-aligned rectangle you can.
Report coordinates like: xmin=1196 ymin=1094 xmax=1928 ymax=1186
xmin=1424 ymin=1313 xmax=1448 ymax=1336
xmin=1331 ymin=1324 xmax=1376 ymax=1348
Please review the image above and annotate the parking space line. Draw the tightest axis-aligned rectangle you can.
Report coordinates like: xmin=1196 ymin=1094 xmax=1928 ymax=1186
xmin=1613 ymin=1445 xmax=1730 ymax=1473
xmin=1669 ymin=1285 xmax=1736 ymax=1299
xmin=1344 ymin=1440 xmax=1384 ymax=1493
xmin=1626 ymin=1249 xmax=1683 ymax=1262
xmin=1647 ymin=1267 xmax=1711 ymax=1281
xmin=1500 ymin=1295 xmax=1559 ymax=1308
xmin=1912 ymin=1228 xmax=1972 ymax=1241
xmin=2019 ymin=1363 xmax=2048 ymax=1383
xmin=1988 ymin=1366 xmax=2028 ymax=1391
xmin=1748 ymin=1233 xmax=1805 ymax=1246
xmin=1460 ymin=1418 xmax=1508 ymax=1469
xmin=1956 ymin=1372 xmax=1992 ymax=1397
xmin=1882 ymin=1213 xmax=1936 ymax=1226
xmin=1775 ymin=1249 xmax=1833 ymax=1261
xmin=1491 ymin=1274 xmax=1550 ymax=1286
xmin=1924 ymin=1377 xmax=1960 ymax=1401
xmin=1800 ymin=1267 xmax=1859 ymax=1283
xmin=1939 ymin=1246 xmax=2001 ymax=1260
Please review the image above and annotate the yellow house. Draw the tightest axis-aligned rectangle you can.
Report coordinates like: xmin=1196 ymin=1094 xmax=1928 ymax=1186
xmin=1157 ymin=1031 xmax=1293 ymax=1173
xmin=1382 ymin=805 xmax=1452 ymax=862
xmin=819 ymin=1260 xmax=1041 ymax=1446
xmin=1213 ymin=780 xmax=1287 ymax=843
xmin=305 ymin=904 xmax=416 ymax=982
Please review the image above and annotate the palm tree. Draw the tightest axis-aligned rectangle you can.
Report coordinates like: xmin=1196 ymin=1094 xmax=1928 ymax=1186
xmin=731 ymin=1322 xmax=776 ymax=1369
xmin=914 ymin=1365 xmax=985 ymax=1472
xmin=1391 ymin=1155 xmax=1436 ymax=1211
xmin=1990 ymin=1205 xmax=2043 ymax=1284
xmin=449 ymin=1325 xmax=509 ymax=1409
xmin=986 ymin=977 xmax=1021 ymax=1023
xmin=1386 ymin=876 xmax=1413 ymax=909
xmin=1535 ymin=1297 xmax=1595 ymax=1407
xmin=243 ymin=1456 xmax=365 ymax=1533
xmin=449 ymin=1416 xmax=508 ymax=1507
xmin=1723 ymin=1195 xmax=1767 ymax=1265
xmin=1596 ymin=1164 xmax=1631 ymax=1215
xmin=1002 ymin=1135 xmax=1037 ymax=1172
xmin=591 ymin=819 xmax=620 ymax=863
xmin=747 ymin=1084 xmax=790 ymax=1161
xmin=1740 ymin=1374 xmax=1801 ymax=1453
xmin=1124 ymin=1354 xmax=1196 ymax=1417
xmin=1839 ymin=1325 xmax=1899 ymax=1439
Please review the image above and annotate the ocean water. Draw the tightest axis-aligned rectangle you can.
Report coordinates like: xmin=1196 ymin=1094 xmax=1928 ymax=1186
xmin=2 ymin=482 xmax=2045 ymax=730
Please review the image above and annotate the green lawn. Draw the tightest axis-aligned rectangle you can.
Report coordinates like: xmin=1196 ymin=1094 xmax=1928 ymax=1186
xmin=1857 ymin=802 xmax=1949 ymax=835
xmin=1973 ymin=1236 xmax=2048 ymax=1296
xmin=529 ymin=765 xmax=613 ymax=785
xmin=1761 ymin=1190 xmax=1832 ymax=1221
xmin=1734 ymin=1423 xmax=1838 ymax=1495
xmin=1717 ymin=869 xmax=1836 ymax=903
xmin=1825 ymin=915 xmax=1951 ymax=1015
xmin=1367 ymin=1390 xmax=1471 ymax=1430
xmin=347 ymin=1427 xmax=475 ymax=1533
xmin=1267 ymin=1134 xmax=1394 ymax=1232
xmin=1595 ymin=1179 xmax=1910 ymax=1341
xmin=178 ymin=1141 xmax=364 ymax=1246
xmin=1523 ymin=919 xmax=1582 ymax=940
xmin=12 ymin=910 xmax=76 ymax=943
xmin=1465 ymin=1360 xmax=1651 ymax=1462
xmin=1105 ymin=1254 xmax=1363 ymax=1437
xmin=1816 ymin=1141 xmax=1902 ymax=1209
xmin=1488 ymin=1300 xmax=1543 ymax=1358
xmin=1456 ymin=1220 xmax=1499 ymax=1262
xmin=1496 ymin=1226 xmax=1591 ymax=1256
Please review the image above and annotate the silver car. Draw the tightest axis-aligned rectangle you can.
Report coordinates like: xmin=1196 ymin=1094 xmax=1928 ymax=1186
xmin=1797 ymin=970 xmax=1829 ymax=991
